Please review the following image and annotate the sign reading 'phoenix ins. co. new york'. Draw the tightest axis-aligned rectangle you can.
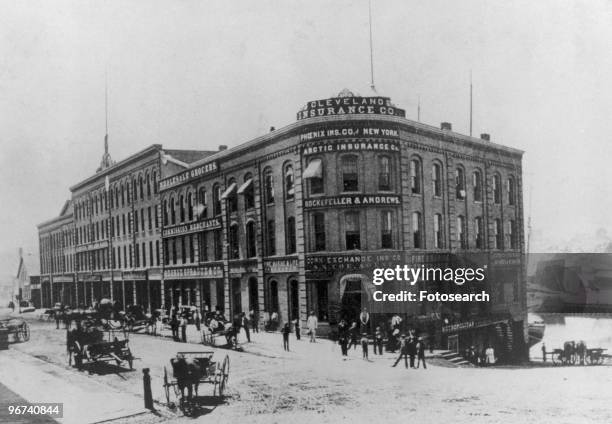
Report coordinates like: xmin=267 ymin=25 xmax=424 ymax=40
xmin=297 ymin=96 xmax=406 ymax=120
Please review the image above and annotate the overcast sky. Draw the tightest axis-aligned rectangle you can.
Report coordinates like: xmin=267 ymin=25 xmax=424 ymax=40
xmin=1 ymin=0 xmax=611 ymax=278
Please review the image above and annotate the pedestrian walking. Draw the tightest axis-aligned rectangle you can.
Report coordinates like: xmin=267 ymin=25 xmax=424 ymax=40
xmin=241 ymin=312 xmax=251 ymax=342
xmin=349 ymin=321 xmax=359 ymax=350
xmin=249 ymin=308 xmax=259 ymax=333
xmin=408 ymin=336 xmax=417 ymax=368
xmin=170 ymin=313 xmax=179 ymax=340
xmin=306 ymin=311 xmax=318 ymax=342
xmin=281 ymin=322 xmax=290 ymax=351
xmin=180 ymin=316 xmax=187 ymax=343
xmin=486 ymin=345 xmax=495 ymax=365
xmin=541 ymin=343 xmax=546 ymax=362
xmin=416 ymin=337 xmax=427 ymax=369
xmin=292 ymin=318 xmax=300 ymax=340
xmin=360 ymin=333 xmax=369 ymax=360
xmin=374 ymin=326 xmax=384 ymax=355
xmin=392 ymin=334 xmax=409 ymax=368
xmin=233 ymin=313 xmax=242 ymax=343
xmin=270 ymin=311 xmax=279 ymax=331
xmin=194 ymin=309 xmax=201 ymax=332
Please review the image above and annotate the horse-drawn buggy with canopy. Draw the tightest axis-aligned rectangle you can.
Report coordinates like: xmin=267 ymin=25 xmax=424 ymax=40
xmin=550 ymin=340 xmax=610 ymax=365
xmin=162 ymin=351 xmax=230 ymax=416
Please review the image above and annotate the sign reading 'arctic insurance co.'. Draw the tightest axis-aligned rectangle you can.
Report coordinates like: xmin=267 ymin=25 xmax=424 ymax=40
xmin=297 ymin=96 xmax=406 ymax=120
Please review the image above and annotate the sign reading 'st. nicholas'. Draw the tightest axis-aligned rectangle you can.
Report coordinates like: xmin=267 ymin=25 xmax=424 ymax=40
xmin=297 ymin=96 xmax=406 ymax=120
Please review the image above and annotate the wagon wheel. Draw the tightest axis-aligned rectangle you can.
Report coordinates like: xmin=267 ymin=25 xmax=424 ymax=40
xmin=217 ymin=355 xmax=230 ymax=397
xmin=163 ymin=367 xmax=171 ymax=404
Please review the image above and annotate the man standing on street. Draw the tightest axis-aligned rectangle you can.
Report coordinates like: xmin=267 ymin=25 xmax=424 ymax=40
xmin=180 ymin=315 xmax=187 ymax=343
xmin=241 ymin=312 xmax=251 ymax=342
xmin=392 ymin=334 xmax=409 ymax=368
xmin=307 ymin=310 xmax=318 ymax=343
xmin=359 ymin=307 xmax=370 ymax=332
xmin=416 ymin=337 xmax=427 ymax=369
xmin=249 ymin=308 xmax=259 ymax=333
xmin=541 ymin=343 xmax=546 ymax=362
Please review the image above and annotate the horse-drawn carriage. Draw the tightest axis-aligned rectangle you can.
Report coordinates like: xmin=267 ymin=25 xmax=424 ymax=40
xmin=0 ymin=318 xmax=30 ymax=343
xmin=550 ymin=341 xmax=610 ymax=366
xmin=162 ymin=351 xmax=230 ymax=415
xmin=123 ymin=305 xmax=156 ymax=334
xmin=67 ymin=325 xmax=134 ymax=370
xmin=201 ymin=315 xmax=239 ymax=349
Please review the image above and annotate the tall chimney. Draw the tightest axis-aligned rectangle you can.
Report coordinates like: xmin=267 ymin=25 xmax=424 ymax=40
xmin=441 ymin=122 xmax=452 ymax=131
xmin=480 ymin=133 xmax=490 ymax=141
xmin=218 ymin=145 xmax=227 ymax=151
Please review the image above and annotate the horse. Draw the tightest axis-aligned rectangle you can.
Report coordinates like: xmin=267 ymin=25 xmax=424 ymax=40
xmin=170 ymin=355 xmax=210 ymax=404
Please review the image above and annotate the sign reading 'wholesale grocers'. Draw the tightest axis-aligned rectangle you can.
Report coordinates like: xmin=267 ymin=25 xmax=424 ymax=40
xmin=304 ymin=195 xmax=401 ymax=209
xmin=297 ymin=96 xmax=406 ymax=120
xmin=159 ymin=161 xmax=218 ymax=191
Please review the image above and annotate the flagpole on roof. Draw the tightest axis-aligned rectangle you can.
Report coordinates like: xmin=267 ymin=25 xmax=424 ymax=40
xmin=369 ymin=0 xmax=376 ymax=93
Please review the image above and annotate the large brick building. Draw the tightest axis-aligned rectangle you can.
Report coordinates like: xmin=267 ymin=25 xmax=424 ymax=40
xmin=38 ymin=89 xmax=526 ymax=361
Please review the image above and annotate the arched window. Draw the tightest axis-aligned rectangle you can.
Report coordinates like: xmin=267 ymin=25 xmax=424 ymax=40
xmin=227 ymin=178 xmax=238 ymax=213
xmin=493 ymin=174 xmax=502 ymax=204
xmin=432 ymin=163 xmax=442 ymax=197
xmin=115 ymin=186 xmax=119 ymax=209
xmin=508 ymin=220 xmax=518 ymax=249
xmin=246 ymin=221 xmax=257 ymax=258
xmin=455 ymin=167 xmax=466 ymax=199
xmin=187 ymin=192 xmax=193 ymax=221
xmin=153 ymin=171 xmax=158 ymax=194
xmin=264 ymin=168 xmax=275 ymax=204
xmin=198 ymin=187 xmax=207 ymax=219
xmin=286 ymin=217 xmax=296 ymax=254
xmin=457 ymin=215 xmax=467 ymax=249
xmin=213 ymin=184 xmax=222 ymax=215
xmin=146 ymin=173 xmax=151 ymax=198
xmin=475 ymin=217 xmax=484 ymax=249
xmin=434 ymin=214 xmax=443 ymax=248
xmin=507 ymin=176 xmax=516 ymax=206
xmin=345 ymin=212 xmax=360 ymax=250
xmin=139 ymin=175 xmax=144 ymax=200
xmin=267 ymin=219 xmax=276 ymax=255
xmin=285 ymin=164 xmax=294 ymax=200
xmin=126 ymin=181 xmax=131 ymax=205
xmin=163 ymin=200 xmax=168 ymax=226
xmin=381 ymin=211 xmax=393 ymax=249
xmin=313 ymin=213 xmax=325 ymax=252
xmin=410 ymin=159 xmax=421 ymax=194
xmin=378 ymin=156 xmax=391 ymax=191
xmin=110 ymin=188 xmax=114 ymax=209
xmin=179 ymin=195 xmax=185 ymax=222
xmin=229 ymin=223 xmax=240 ymax=259
xmin=412 ymin=212 xmax=422 ymax=248
xmin=473 ymin=170 xmax=483 ymax=202
xmin=341 ymin=155 xmax=359 ymax=192
xmin=306 ymin=158 xmax=324 ymax=195
xmin=495 ymin=218 xmax=503 ymax=249
xmin=170 ymin=197 xmax=176 ymax=224
xmin=242 ymin=173 xmax=254 ymax=210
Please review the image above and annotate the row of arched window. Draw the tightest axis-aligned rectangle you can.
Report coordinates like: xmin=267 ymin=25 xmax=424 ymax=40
xmin=74 ymin=170 xmax=159 ymax=221
xmin=409 ymin=159 xmax=517 ymax=205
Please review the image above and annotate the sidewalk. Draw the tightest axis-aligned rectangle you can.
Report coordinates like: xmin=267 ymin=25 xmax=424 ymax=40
xmin=0 ymin=349 xmax=148 ymax=424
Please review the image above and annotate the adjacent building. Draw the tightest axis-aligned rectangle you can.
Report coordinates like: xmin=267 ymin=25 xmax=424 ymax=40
xmin=38 ymin=89 xmax=526 ymax=361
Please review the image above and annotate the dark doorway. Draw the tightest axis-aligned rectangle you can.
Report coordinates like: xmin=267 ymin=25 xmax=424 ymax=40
xmin=248 ymin=277 xmax=258 ymax=312
xmin=267 ymin=280 xmax=279 ymax=315
xmin=231 ymin=278 xmax=242 ymax=315
xmin=289 ymin=280 xmax=299 ymax=321
xmin=341 ymin=278 xmax=362 ymax=324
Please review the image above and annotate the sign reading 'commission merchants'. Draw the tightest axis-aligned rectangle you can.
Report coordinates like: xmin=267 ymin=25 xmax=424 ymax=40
xmin=297 ymin=96 xmax=406 ymax=120
xmin=304 ymin=195 xmax=400 ymax=209
xmin=162 ymin=218 xmax=222 ymax=238
xmin=302 ymin=139 xmax=400 ymax=155
xmin=159 ymin=161 xmax=218 ymax=191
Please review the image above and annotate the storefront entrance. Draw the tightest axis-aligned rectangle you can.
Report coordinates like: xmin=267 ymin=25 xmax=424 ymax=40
xmin=340 ymin=278 xmax=362 ymax=324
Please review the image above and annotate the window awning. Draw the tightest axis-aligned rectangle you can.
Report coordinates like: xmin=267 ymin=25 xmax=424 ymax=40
xmin=303 ymin=159 xmax=322 ymax=179
xmin=237 ymin=178 xmax=253 ymax=194
xmin=220 ymin=182 xmax=237 ymax=200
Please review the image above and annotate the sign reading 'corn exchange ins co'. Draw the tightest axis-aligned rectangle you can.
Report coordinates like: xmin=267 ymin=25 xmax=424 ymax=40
xmin=304 ymin=195 xmax=401 ymax=209
xmin=297 ymin=96 xmax=406 ymax=120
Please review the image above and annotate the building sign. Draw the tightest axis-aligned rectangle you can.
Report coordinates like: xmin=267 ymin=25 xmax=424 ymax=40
xmin=306 ymin=252 xmax=403 ymax=273
xmin=162 ymin=218 xmax=222 ymax=238
xmin=264 ymin=258 xmax=298 ymax=274
xmin=304 ymin=195 xmax=400 ymax=209
xmin=78 ymin=273 xmax=101 ymax=282
xmin=441 ymin=318 xmax=510 ymax=334
xmin=299 ymin=125 xmax=400 ymax=143
xmin=297 ymin=96 xmax=406 ymax=120
xmin=229 ymin=260 xmax=257 ymax=276
xmin=159 ymin=161 xmax=218 ymax=191
xmin=52 ymin=275 xmax=74 ymax=284
xmin=164 ymin=265 xmax=223 ymax=280
xmin=123 ymin=271 xmax=147 ymax=280
xmin=491 ymin=254 xmax=522 ymax=266
xmin=75 ymin=240 xmax=109 ymax=253
xmin=302 ymin=139 xmax=400 ymax=156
